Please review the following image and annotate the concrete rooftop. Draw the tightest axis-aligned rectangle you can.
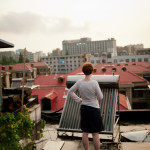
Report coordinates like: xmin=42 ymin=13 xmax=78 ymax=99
xmin=35 ymin=123 xmax=150 ymax=150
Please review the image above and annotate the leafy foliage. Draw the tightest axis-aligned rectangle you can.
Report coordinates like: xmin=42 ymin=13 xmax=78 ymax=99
xmin=0 ymin=53 xmax=31 ymax=65
xmin=0 ymin=108 xmax=45 ymax=150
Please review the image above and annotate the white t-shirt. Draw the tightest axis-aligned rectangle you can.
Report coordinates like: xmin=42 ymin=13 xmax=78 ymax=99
xmin=68 ymin=79 xmax=103 ymax=108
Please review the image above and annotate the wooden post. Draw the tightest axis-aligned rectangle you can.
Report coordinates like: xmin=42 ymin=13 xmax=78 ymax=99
xmin=21 ymin=48 xmax=26 ymax=112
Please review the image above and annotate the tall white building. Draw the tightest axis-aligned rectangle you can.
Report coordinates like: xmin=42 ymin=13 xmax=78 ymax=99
xmin=34 ymin=51 xmax=46 ymax=62
xmin=62 ymin=37 xmax=117 ymax=57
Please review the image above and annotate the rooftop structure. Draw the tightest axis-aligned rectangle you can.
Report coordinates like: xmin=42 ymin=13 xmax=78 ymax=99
xmin=0 ymin=39 xmax=14 ymax=48
xmin=68 ymin=62 xmax=150 ymax=109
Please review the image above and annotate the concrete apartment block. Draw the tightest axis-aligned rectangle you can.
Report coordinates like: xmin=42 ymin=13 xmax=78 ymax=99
xmin=41 ymin=54 xmax=91 ymax=74
xmin=62 ymin=37 xmax=117 ymax=57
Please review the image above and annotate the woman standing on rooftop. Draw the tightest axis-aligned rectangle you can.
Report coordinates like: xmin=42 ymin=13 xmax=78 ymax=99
xmin=68 ymin=62 xmax=104 ymax=150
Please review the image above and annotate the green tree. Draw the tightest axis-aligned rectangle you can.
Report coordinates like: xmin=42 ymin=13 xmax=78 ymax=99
xmin=1 ymin=55 xmax=7 ymax=65
xmin=9 ymin=56 xmax=17 ymax=64
xmin=25 ymin=58 xmax=30 ymax=63
xmin=18 ymin=53 xmax=24 ymax=63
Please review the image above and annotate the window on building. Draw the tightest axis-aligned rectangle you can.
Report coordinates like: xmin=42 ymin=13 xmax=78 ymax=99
xmin=119 ymin=59 xmax=124 ymax=62
xmin=133 ymin=90 xmax=146 ymax=98
xmin=96 ymin=60 xmax=100 ymax=63
xmin=138 ymin=58 xmax=142 ymax=62
xmin=132 ymin=59 xmax=135 ymax=62
xmin=107 ymin=54 xmax=111 ymax=58
xmin=126 ymin=59 xmax=129 ymax=62
xmin=114 ymin=59 xmax=117 ymax=63
xmin=144 ymin=58 xmax=148 ymax=62
xmin=91 ymin=60 xmax=94 ymax=63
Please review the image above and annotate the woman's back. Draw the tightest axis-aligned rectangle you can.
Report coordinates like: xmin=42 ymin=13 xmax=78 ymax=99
xmin=68 ymin=79 xmax=103 ymax=108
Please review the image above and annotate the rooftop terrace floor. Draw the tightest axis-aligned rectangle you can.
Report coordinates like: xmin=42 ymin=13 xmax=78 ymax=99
xmin=35 ymin=122 xmax=150 ymax=150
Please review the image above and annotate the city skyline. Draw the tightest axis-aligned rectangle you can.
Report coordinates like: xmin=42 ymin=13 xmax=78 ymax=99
xmin=0 ymin=0 xmax=150 ymax=53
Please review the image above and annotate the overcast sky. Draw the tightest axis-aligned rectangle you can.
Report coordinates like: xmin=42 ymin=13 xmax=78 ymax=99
xmin=0 ymin=0 xmax=150 ymax=54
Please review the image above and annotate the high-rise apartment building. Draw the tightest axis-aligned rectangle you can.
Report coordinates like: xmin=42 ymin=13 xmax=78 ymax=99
xmin=34 ymin=51 xmax=46 ymax=62
xmin=51 ymin=48 xmax=62 ymax=56
xmin=62 ymin=37 xmax=117 ymax=57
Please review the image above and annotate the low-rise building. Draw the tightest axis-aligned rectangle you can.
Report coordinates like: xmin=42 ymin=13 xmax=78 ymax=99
xmin=112 ymin=55 xmax=150 ymax=63
xmin=41 ymin=54 xmax=91 ymax=74
xmin=0 ymin=62 xmax=49 ymax=88
xmin=68 ymin=62 xmax=150 ymax=109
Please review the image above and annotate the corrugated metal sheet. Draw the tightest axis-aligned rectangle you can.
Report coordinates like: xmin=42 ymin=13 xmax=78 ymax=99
xmin=58 ymin=75 xmax=119 ymax=134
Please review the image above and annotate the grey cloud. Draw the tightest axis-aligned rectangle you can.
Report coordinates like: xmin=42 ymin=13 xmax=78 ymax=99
xmin=0 ymin=12 xmax=45 ymax=34
xmin=0 ymin=11 xmax=90 ymax=34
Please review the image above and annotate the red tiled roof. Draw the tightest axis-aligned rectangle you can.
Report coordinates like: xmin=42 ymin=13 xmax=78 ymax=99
xmin=67 ymin=63 xmax=147 ymax=85
xmin=1 ymin=63 xmax=32 ymax=71
xmin=115 ymin=63 xmax=150 ymax=74
xmin=46 ymin=91 xmax=57 ymax=100
xmin=32 ymin=88 xmax=67 ymax=111
xmin=94 ymin=64 xmax=148 ymax=84
xmin=68 ymin=66 xmax=82 ymax=75
xmin=0 ymin=62 xmax=48 ymax=72
xmin=117 ymin=94 xmax=128 ymax=110
xmin=0 ymin=64 xmax=4 ymax=72
xmin=34 ymin=74 xmax=67 ymax=87
xmin=27 ymin=62 xmax=48 ymax=67
xmin=31 ymin=62 xmax=149 ymax=112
